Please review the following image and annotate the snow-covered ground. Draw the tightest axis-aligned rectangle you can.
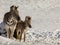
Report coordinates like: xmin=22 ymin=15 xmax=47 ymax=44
xmin=0 ymin=0 xmax=60 ymax=45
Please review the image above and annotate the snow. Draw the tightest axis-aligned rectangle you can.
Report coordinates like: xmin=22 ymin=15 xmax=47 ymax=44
xmin=0 ymin=0 xmax=60 ymax=45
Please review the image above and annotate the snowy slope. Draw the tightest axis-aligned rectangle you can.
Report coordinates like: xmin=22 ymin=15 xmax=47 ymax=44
xmin=0 ymin=0 xmax=60 ymax=45
xmin=0 ymin=0 xmax=60 ymax=31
